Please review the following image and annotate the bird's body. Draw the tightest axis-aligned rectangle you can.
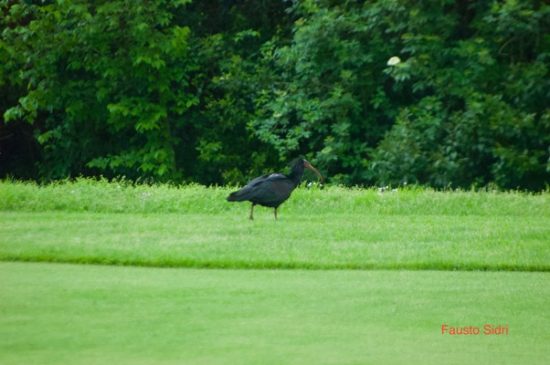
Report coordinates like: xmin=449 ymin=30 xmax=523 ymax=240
xmin=228 ymin=173 xmax=296 ymax=208
xmin=227 ymin=158 xmax=323 ymax=220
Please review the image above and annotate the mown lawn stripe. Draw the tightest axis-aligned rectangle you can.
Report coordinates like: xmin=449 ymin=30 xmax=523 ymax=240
xmin=2 ymin=210 xmax=548 ymax=272
xmin=1 ymin=262 xmax=549 ymax=365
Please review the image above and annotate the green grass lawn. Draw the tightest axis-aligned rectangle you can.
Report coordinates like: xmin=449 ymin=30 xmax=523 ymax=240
xmin=1 ymin=262 xmax=549 ymax=365
xmin=1 ymin=180 xmax=549 ymax=271
xmin=1 ymin=211 xmax=549 ymax=271
xmin=0 ymin=180 xmax=549 ymax=364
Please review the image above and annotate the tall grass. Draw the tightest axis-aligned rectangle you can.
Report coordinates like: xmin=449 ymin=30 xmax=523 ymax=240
xmin=1 ymin=179 xmax=548 ymax=216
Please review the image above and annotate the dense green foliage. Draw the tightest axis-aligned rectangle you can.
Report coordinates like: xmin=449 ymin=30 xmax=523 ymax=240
xmin=1 ymin=0 xmax=549 ymax=189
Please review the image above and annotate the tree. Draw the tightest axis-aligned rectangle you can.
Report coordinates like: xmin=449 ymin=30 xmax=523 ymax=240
xmin=1 ymin=0 xmax=548 ymax=190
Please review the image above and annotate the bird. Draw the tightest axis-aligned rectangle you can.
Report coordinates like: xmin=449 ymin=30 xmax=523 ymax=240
xmin=227 ymin=158 xmax=324 ymax=220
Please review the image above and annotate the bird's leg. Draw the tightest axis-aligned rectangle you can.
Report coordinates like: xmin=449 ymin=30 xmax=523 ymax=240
xmin=274 ymin=207 xmax=278 ymax=220
xmin=249 ymin=204 xmax=255 ymax=220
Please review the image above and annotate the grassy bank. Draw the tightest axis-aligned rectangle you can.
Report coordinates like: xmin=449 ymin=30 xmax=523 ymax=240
xmin=1 ymin=180 xmax=548 ymax=271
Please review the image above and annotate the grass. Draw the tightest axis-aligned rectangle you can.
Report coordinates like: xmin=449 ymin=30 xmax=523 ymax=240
xmin=1 ymin=180 xmax=548 ymax=271
xmin=1 ymin=178 xmax=548 ymax=216
xmin=1 ymin=262 xmax=549 ymax=365
xmin=1 ymin=179 xmax=549 ymax=364
xmin=1 ymin=211 xmax=549 ymax=271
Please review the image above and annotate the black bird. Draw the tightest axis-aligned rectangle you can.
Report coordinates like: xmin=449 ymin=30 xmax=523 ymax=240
xmin=227 ymin=158 xmax=324 ymax=220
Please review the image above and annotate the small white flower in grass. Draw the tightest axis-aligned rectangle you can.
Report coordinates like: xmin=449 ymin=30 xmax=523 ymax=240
xmin=387 ymin=56 xmax=401 ymax=66
xmin=307 ymin=182 xmax=324 ymax=190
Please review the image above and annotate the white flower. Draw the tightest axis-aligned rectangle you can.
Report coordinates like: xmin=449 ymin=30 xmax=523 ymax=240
xmin=387 ymin=56 xmax=401 ymax=66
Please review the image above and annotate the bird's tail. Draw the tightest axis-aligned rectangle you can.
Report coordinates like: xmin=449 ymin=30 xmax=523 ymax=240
xmin=226 ymin=188 xmax=250 ymax=202
xmin=226 ymin=192 xmax=239 ymax=201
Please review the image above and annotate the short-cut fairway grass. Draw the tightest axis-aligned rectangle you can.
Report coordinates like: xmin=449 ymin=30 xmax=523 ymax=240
xmin=1 ymin=262 xmax=549 ymax=365
xmin=1 ymin=211 xmax=549 ymax=271
xmin=0 ymin=180 xmax=549 ymax=364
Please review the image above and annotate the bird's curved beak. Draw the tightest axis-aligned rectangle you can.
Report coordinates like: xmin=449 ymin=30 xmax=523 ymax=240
xmin=304 ymin=160 xmax=324 ymax=183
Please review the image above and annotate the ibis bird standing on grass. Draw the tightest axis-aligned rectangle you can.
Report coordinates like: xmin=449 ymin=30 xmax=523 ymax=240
xmin=227 ymin=158 xmax=324 ymax=220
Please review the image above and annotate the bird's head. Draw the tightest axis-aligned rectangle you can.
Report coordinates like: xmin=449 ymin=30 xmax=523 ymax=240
xmin=290 ymin=157 xmax=324 ymax=184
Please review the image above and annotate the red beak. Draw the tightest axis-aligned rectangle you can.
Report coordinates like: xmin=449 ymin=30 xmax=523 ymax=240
xmin=303 ymin=160 xmax=324 ymax=183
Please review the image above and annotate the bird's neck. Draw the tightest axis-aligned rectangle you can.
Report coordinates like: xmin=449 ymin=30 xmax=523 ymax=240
xmin=288 ymin=169 xmax=304 ymax=187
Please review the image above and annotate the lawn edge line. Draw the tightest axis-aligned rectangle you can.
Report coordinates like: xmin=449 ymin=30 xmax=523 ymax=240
xmin=1 ymin=256 xmax=549 ymax=273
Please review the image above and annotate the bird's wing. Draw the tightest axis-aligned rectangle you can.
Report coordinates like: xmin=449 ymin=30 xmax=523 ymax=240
xmin=227 ymin=173 xmax=292 ymax=203
xmin=247 ymin=173 xmax=286 ymax=186
xmin=245 ymin=174 xmax=294 ymax=204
